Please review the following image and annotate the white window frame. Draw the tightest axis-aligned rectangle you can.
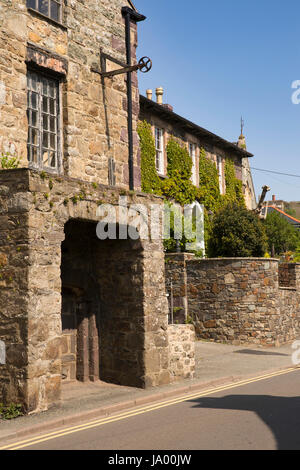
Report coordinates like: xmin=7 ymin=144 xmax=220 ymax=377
xmin=27 ymin=70 xmax=61 ymax=173
xmin=155 ymin=127 xmax=164 ymax=175
xmin=216 ymin=155 xmax=223 ymax=194
xmin=189 ymin=143 xmax=197 ymax=185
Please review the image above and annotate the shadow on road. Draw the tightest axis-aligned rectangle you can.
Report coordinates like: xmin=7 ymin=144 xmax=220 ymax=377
xmin=189 ymin=394 xmax=300 ymax=449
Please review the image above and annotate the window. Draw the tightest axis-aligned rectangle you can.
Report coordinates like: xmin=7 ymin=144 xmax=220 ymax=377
xmin=216 ymin=155 xmax=223 ymax=194
xmin=27 ymin=0 xmax=62 ymax=23
xmin=27 ymin=70 xmax=61 ymax=172
xmin=155 ymin=127 xmax=164 ymax=174
xmin=189 ymin=143 xmax=197 ymax=185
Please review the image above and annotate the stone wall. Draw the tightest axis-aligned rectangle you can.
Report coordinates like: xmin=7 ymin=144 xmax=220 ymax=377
xmin=168 ymin=324 xmax=195 ymax=381
xmin=165 ymin=254 xmax=300 ymax=347
xmin=0 ymin=0 xmax=141 ymax=187
xmin=0 ymin=169 xmax=172 ymax=412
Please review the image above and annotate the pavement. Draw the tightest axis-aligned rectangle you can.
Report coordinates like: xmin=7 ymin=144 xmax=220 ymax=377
xmin=0 ymin=339 xmax=298 ymax=445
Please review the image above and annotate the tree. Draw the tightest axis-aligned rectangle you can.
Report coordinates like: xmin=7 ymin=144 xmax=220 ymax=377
xmin=264 ymin=211 xmax=300 ymax=256
xmin=208 ymin=203 xmax=267 ymax=257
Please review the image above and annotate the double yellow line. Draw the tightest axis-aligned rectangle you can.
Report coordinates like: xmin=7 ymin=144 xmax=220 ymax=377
xmin=0 ymin=367 xmax=297 ymax=450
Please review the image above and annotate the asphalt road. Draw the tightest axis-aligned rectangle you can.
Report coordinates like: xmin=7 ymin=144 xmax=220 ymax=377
xmin=3 ymin=368 xmax=300 ymax=451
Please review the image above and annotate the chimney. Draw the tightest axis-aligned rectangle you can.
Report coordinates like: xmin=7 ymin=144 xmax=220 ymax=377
xmin=156 ymin=87 xmax=163 ymax=105
xmin=272 ymin=195 xmax=276 ymax=202
xmin=146 ymin=89 xmax=153 ymax=100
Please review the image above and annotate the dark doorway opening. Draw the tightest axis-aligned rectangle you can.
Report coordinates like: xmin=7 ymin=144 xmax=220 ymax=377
xmin=60 ymin=219 xmax=145 ymax=388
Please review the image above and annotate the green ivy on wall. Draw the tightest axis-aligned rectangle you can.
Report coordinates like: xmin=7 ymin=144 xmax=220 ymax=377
xmin=224 ymin=158 xmax=245 ymax=207
xmin=137 ymin=120 xmax=162 ymax=195
xmin=160 ymin=138 xmax=200 ymax=205
xmin=198 ymin=148 xmax=222 ymax=213
xmin=138 ymin=123 xmax=246 ymax=254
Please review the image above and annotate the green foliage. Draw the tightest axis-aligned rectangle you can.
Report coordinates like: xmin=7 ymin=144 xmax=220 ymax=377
xmin=208 ymin=203 xmax=267 ymax=257
xmin=0 ymin=403 xmax=23 ymax=420
xmin=0 ymin=152 xmax=20 ymax=169
xmin=292 ymin=244 xmax=300 ymax=262
xmin=198 ymin=148 xmax=222 ymax=213
xmin=161 ymin=138 xmax=200 ymax=205
xmin=137 ymin=120 xmax=162 ymax=195
xmin=224 ymin=159 xmax=245 ymax=206
xmin=264 ymin=211 xmax=300 ymax=255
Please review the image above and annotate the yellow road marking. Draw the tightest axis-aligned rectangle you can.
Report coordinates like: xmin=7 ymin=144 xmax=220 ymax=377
xmin=1 ymin=367 xmax=298 ymax=450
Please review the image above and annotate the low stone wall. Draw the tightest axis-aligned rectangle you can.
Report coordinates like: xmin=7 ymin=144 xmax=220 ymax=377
xmin=165 ymin=254 xmax=300 ymax=347
xmin=168 ymin=324 xmax=195 ymax=381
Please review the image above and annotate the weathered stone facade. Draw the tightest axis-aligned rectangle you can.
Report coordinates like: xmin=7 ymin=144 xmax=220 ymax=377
xmin=0 ymin=1 xmax=195 ymax=413
xmin=165 ymin=254 xmax=300 ymax=347
xmin=0 ymin=0 xmax=141 ymax=186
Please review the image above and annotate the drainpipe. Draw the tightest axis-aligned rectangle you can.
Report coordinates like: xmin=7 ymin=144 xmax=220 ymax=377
xmin=122 ymin=7 xmax=146 ymax=191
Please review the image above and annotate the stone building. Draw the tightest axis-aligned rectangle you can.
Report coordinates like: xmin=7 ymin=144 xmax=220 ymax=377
xmin=0 ymin=1 xmax=195 ymax=413
xmin=139 ymin=88 xmax=256 ymax=209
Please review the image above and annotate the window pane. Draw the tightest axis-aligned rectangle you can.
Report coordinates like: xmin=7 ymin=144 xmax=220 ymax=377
xmin=50 ymin=0 xmax=59 ymax=21
xmin=43 ymin=78 xmax=48 ymax=96
xmin=49 ymin=152 xmax=56 ymax=168
xmin=38 ymin=0 xmax=49 ymax=16
xmin=31 ymin=110 xmax=37 ymax=127
xmin=32 ymin=128 xmax=38 ymax=146
xmin=42 ymin=96 xmax=48 ymax=113
xmin=27 ymin=0 xmax=36 ymax=9
xmin=50 ymin=133 xmax=56 ymax=149
xmin=31 ymin=92 xmax=38 ymax=109
xmin=43 ymin=132 xmax=49 ymax=148
xmin=42 ymin=150 xmax=49 ymax=165
xmin=32 ymin=146 xmax=38 ymax=164
xmin=49 ymin=98 xmax=55 ymax=115
xmin=43 ymin=114 xmax=49 ymax=130
xmin=50 ymin=116 xmax=55 ymax=132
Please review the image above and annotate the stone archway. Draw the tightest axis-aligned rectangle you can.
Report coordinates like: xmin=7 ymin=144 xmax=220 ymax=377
xmin=60 ymin=218 xmax=145 ymax=387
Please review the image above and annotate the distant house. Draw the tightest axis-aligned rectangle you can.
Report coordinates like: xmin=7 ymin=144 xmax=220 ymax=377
xmin=139 ymin=88 xmax=257 ymax=209
xmin=262 ymin=204 xmax=300 ymax=230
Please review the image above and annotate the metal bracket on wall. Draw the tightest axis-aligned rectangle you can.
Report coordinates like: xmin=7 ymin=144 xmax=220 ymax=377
xmin=91 ymin=53 xmax=152 ymax=78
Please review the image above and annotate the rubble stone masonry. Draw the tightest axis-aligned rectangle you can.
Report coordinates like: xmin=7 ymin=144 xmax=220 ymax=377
xmin=165 ymin=254 xmax=300 ymax=347
xmin=0 ymin=1 xmax=196 ymax=413
xmin=0 ymin=0 xmax=141 ymax=186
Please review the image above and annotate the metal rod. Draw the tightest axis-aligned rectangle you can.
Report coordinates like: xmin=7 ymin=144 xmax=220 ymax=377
xmin=124 ymin=11 xmax=134 ymax=191
xmin=170 ymin=281 xmax=174 ymax=325
xmin=91 ymin=64 xmax=140 ymax=78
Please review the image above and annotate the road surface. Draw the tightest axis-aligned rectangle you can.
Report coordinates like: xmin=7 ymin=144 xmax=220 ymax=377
xmin=2 ymin=368 xmax=300 ymax=451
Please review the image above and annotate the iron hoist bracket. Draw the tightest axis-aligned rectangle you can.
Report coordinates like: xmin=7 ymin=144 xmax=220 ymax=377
xmin=91 ymin=56 xmax=152 ymax=78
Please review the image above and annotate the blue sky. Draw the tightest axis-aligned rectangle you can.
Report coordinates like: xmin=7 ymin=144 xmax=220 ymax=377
xmin=134 ymin=0 xmax=300 ymax=202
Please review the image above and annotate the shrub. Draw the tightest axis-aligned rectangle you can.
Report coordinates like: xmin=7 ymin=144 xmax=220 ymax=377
xmin=264 ymin=211 xmax=300 ymax=256
xmin=208 ymin=203 xmax=267 ymax=257
xmin=0 ymin=403 xmax=23 ymax=420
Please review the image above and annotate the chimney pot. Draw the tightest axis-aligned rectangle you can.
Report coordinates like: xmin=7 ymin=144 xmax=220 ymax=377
xmin=156 ymin=87 xmax=163 ymax=105
xmin=272 ymin=195 xmax=276 ymax=202
xmin=146 ymin=89 xmax=153 ymax=100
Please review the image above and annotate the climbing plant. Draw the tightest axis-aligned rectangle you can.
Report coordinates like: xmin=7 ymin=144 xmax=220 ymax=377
xmin=137 ymin=120 xmax=161 ymax=195
xmin=160 ymin=138 xmax=200 ymax=205
xmin=224 ymin=158 xmax=245 ymax=206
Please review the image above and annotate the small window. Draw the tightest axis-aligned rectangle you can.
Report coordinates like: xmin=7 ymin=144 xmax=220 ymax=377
xmin=155 ymin=127 xmax=164 ymax=174
xmin=189 ymin=143 xmax=197 ymax=185
xmin=27 ymin=0 xmax=62 ymax=23
xmin=216 ymin=155 xmax=223 ymax=194
xmin=27 ymin=70 xmax=61 ymax=172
